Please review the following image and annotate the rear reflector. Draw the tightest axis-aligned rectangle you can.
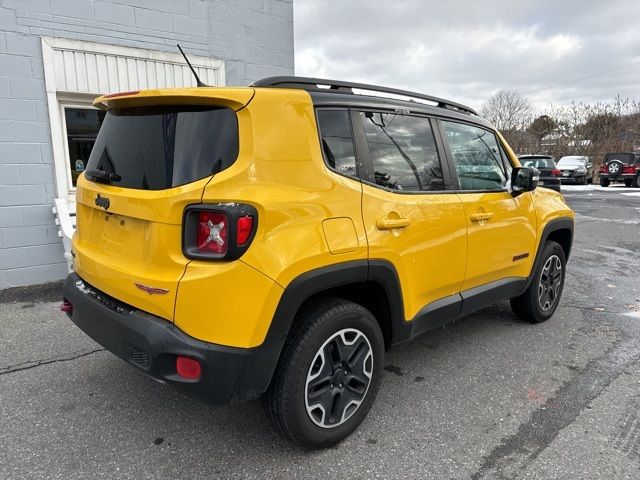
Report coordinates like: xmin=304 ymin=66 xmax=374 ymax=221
xmin=60 ymin=299 xmax=73 ymax=313
xmin=236 ymin=216 xmax=254 ymax=246
xmin=176 ymin=356 xmax=202 ymax=380
xmin=196 ymin=211 xmax=227 ymax=254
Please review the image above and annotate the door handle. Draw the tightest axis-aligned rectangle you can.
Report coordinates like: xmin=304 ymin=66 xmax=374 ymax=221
xmin=470 ymin=212 xmax=494 ymax=222
xmin=376 ymin=218 xmax=410 ymax=230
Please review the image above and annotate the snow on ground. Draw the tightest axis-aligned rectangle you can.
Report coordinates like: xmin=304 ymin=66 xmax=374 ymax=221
xmin=561 ymin=184 xmax=639 ymax=192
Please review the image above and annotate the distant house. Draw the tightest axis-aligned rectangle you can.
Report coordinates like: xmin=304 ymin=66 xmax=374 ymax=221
xmin=0 ymin=1 xmax=294 ymax=288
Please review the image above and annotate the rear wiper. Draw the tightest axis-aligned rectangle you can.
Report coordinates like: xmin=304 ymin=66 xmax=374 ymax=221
xmin=86 ymin=169 xmax=121 ymax=184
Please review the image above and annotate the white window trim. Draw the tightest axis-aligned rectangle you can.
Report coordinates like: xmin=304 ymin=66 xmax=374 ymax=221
xmin=41 ymin=37 xmax=225 ymax=201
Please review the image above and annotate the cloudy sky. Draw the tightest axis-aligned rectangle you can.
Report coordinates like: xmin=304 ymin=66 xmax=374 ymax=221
xmin=294 ymin=0 xmax=640 ymax=112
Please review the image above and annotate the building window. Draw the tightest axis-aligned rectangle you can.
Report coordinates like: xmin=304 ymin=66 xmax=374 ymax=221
xmin=62 ymin=106 xmax=106 ymax=187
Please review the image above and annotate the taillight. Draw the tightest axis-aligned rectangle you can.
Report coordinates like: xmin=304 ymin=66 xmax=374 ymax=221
xmin=599 ymin=165 xmax=607 ymax=173
xmin=176 ymin=356 xmax=202 ymax=380
xmin=183 ymin=203 xmax=258 ymax=260
xmin=196 ymin=211 xmax=228 ymax=254
xmin=623 ymin=166 xmax=636 ymax=174
xmin=104 ymin=90 xmax=140 ymax=98
xmin=236 ymin=216 xmax=254 ymax=246
xmin=551 ymin=169 xmax=561 ymax=176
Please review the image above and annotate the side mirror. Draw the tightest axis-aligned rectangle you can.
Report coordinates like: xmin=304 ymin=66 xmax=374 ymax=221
xmin=511 ymin=167 xmax=538 ymax=196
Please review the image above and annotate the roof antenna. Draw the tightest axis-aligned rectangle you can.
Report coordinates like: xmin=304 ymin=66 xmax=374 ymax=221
xmin=177 ymin=44 xmax=207 ymax=87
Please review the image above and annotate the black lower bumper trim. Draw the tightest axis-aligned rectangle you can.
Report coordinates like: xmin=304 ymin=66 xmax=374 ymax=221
xmin=62 ymin=273 xmax=283 ymax=404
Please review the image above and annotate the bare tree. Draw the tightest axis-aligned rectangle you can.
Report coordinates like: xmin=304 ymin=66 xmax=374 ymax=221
xmin=480 ymin=89 xmax=532 ymax=131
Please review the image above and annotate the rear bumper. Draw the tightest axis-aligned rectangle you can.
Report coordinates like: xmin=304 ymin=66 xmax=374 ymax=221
xmin=599 ymin=173 xmax=635 ymax=180
xmin=62 ymin=273 xmax=282 ymax=404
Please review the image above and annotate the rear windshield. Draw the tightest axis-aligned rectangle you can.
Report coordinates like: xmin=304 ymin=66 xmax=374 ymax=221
xmin=520 ymin=157 xmax=554 ymax=169
xmin=85 ymin=106 xmax=238 ymax=190
xmin=604 ymin=152 xmax=634 ymax=164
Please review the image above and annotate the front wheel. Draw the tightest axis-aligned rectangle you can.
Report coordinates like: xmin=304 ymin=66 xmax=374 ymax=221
xmin=265 ymin=299 xmax=384 ymax=449
xmin=511 ymin=241 xmax=566 ymax=323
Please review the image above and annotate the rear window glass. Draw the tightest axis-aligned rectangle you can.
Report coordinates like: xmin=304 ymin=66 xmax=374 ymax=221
xmin=86 ymin=106 xmax=238 ymax=190
xmin=520 ymin=157 xmax=554 ymax=169
xmin=604 ymin=153 xmax=634 ymax=164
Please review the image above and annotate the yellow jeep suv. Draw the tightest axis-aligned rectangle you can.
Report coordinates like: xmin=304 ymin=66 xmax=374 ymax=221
xmin=61 ymin=77 xmax=574 ymax=449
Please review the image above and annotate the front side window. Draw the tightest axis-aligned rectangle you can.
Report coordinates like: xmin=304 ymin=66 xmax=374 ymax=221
xmin=361 ymin=112 xmax=444 ymax=191
xmin=317 ymin=110 xmax=357 ymax=178
xmin=441 ymin=121 xmax=507 ymax=191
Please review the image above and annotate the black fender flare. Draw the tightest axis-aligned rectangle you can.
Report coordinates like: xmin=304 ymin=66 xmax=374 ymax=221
xmin=255 ymin=259 xmax=403 ymax=393
xmin=522 ymin=217 xmax=574 ymax=292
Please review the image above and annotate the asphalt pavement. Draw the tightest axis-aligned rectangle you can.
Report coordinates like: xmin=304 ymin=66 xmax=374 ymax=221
xmin=1 ymin=184 xmax=639 ymax=479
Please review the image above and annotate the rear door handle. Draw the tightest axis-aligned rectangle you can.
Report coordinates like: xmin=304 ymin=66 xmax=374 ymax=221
xmin=376 ymin=218 xmax=410 ymax=230
xmin=470 ymin=212 xmax=494 ymax=222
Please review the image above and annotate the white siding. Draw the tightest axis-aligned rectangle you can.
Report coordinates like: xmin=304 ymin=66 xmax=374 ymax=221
xmin=44 ymin=37 xmax=224 ymax=95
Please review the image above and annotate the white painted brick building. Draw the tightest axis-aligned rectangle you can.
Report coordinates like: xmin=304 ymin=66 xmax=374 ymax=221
xmin=0 ymin=0 xmax=294 ymax=288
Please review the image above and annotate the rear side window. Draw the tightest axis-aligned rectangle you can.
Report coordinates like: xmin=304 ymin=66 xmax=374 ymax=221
xmin=86 ymin=106 xmax=238 ymax=190
xmin=317 ymin=110 xmax=357 ymax=178
xmin=441 ymin=121 xmax=507 ymax=191
xmin=360 ymin=112 xmax=444 ymax=191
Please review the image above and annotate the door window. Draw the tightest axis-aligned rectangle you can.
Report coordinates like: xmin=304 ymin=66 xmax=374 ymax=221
xmin=316 ymin=110 xmax=357 ymax=179
xmin=360 ymin=112 xmax=444 ymax=191
xmin=441 ymin=121 xmax=507 ymax=191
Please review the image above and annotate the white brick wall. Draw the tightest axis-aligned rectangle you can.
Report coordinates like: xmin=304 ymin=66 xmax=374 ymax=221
xmin=0 ymin=0 xmax=294 ymax=288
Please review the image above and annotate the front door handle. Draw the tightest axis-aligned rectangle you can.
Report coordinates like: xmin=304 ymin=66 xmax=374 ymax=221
xmin=376 ymin=218 xmax=410 ymax=230
xmin=470 ymin=212 xmax=494 ymax=222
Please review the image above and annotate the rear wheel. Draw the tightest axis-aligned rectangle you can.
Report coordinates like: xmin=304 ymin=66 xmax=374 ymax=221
xmin=511 ymin=241 xmax=566 ymax=323
xmin=625 ymin=179 xmax=634 ymax=188
xmin=600 ymin=177 xmax=610 ymax=187
xmin=265 ymin=299 xmax=384 ymax=449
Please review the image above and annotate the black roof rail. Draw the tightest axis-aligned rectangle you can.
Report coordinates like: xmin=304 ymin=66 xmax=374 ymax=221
xmin=251 ymin=76 xmax=478 ymax=116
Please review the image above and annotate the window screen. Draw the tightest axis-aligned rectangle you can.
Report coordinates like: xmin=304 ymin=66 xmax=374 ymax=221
xmin=441 ymin=121 xmax=507 ymax=191
xmin=361 ymin=112 xmax=444 ymax=191
xmin=317 ymin=110 xmax=357 ymax=178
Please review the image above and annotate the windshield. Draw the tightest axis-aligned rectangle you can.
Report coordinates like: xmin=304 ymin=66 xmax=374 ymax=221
xmin=558 ymin=157 xmax=585 ymax=166
xmin=520 ymin=157 xmax=554 ymax=169
xmin=86 ymin=106 xmax=239 ymax=190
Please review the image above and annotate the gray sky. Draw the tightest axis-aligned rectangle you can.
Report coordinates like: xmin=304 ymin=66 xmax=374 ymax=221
xmin=294 ymin=0 xmax=640 ymax=112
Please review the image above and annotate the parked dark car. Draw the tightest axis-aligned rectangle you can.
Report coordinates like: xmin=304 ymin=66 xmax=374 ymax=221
xmin=519 ymin=155 xmax=561 ymax=192
xmin=557 ymin=156 xmax=594 ymax=184
xmin=599 ymin=152 xmax=640 ymax=187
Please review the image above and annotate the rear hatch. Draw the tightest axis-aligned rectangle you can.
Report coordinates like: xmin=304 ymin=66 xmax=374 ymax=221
xmin=72 ymin=88 xmax=252 ymax=321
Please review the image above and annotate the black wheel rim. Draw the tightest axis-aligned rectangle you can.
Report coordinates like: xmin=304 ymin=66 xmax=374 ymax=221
xmin=305 ymin=328 xmax=373 ymax=428
xmin=538 ymin=254 xmax=563 ymax=311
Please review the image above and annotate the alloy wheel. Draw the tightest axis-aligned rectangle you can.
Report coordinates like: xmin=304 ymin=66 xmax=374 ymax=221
xmin=538 ymin=255 xmax=563 ymax=311
xmin=305 ymin=328 xmax=373 ymax=428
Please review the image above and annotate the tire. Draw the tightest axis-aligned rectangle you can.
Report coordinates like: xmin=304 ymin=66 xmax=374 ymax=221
xmin=600 ymin=177 xmax=610 ymax=187
xmin=636 ymin=174 xmax=640 ymax=188
xmin=607 ymin=160 xmax=623 ymax=176
xmin=265 ymin=298 xmax=384 ymax=449
xmin=510 ymin=241 xmax=566 ymax=324
xmin=583 ymin=175 xmax=588 ymax=185
xmin=625 ymin=179 xmax=634 ymax=188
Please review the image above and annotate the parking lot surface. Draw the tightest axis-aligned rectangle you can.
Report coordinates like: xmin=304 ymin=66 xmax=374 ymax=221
xmin=1 ymin=185 xmax=639 ymax=480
